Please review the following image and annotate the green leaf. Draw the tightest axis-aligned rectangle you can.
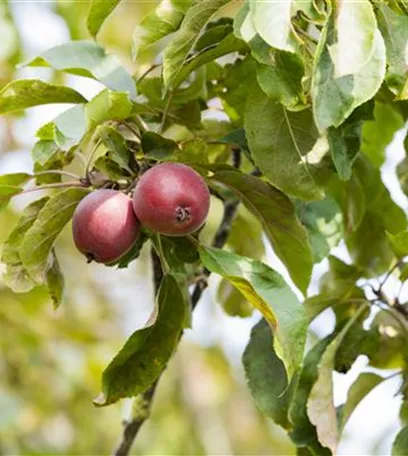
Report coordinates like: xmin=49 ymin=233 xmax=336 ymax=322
xmin=114 ymin=232 xmax=149 ymax=269
xmin=338 ymin=373 xmax=384 ymax=432
xmin=245 ymin=84 xmax=325 ymax=201
xmin=0 ymin=79 xmax=86 ymax=114
xmin=87 ymin=0 xmax=121 ymax=38
xmin=2 ymin=197 xmax=49 ymax=293
xmin=95 ymin=274 xmax=185 ymax=406
xmin=313 ymin=15 xmax=386 ymax=132
xmin=173 ymin=32 xmax=247 ymax=88
xmin=85 ymin=89 xmax=133 ymax=129
xmin=387 ymin=231 xmax=408 ymax=258
xmin=296 ymin=198 xmax=343 ymax=264
xmin=289 ymin=336 xmax=332 ymax=456
xmin=36 ymin=105 xmax=86 ymax=144
xmin=31 ymin=141 xmax=60 ymax=167
xmin=376 ymin=4 xmax=408 ymax=99
xmin=227 ymin=206 xmax=265 ymax=259
xmin=198 ymin=246 xmax=307 ymax=381
xmin=25 ymin=41 xmax=136 ymax=100
xmin=369 ymin=310 xmax=407 ymax=370
xmin=95 ymin=125 xmax=131 ymax=172
xmin=361 ymin=102 xmax=404 ymax=167
xmin=393 ymin=426 xmax=408 ymax=456
xmin=256 ymin=47 xmax=306 ymax=111
xmin=0 ymin=173 xmax=31 ymax=187
xmin=0 ymin=173 xmax=32 ymax=212
xmin=19 ymin=188 xmax=89 ymax=284
xmin=141 ymin=132 xmax=179 ymax=159
xmin=2 ymin=196 xmax=49 ymax=265
xmin=163 ymin=0 xmax=232 ymax=89
xmin=247 ymin=0 xmax=299 ymax=52
xmin=344 ymin=158 xmax=406 ymax=275
xmin=46 ymin=250 xmax=64 ymax=309
xmin=217 ymin=279 xmax=253 ymax=318
xmin=210 ymin=170 xmax=313 ymax=294
xmin=133 ymin=0 xmax=192 ymax=58
xmin=307 ymin=306 xmax=367 ymax=454
xmin=289 ymin=337 xmax=332 ymax=455
xmin=327 ymin=118 xmax=363 ymax=181
xmin=328 ymin=0 xmax=377 ymax=78
xmin=243 ymin=319 xmax=290 ymax=428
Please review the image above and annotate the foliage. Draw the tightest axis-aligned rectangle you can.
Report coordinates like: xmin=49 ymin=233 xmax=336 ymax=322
xmin=2 ymin=0 xmax=408 ymax=454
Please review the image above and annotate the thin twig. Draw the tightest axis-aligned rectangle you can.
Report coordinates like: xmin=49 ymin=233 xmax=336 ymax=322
xmin=135 ymin=64 xmax=161 ymax=84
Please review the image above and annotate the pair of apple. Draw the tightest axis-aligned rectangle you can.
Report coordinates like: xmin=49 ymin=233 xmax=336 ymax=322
xmin=72 ymin=163 xmax=210 ymax=264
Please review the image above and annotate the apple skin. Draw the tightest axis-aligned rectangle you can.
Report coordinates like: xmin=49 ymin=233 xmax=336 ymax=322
xmin=132 ymin=162 xmax=210 ymax=236
xmin=72 ymin=189 xmax=141 ymax=264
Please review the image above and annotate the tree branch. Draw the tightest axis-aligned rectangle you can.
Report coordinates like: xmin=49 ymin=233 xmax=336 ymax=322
xmin=113 ymin=152 xmax=242 ymax=456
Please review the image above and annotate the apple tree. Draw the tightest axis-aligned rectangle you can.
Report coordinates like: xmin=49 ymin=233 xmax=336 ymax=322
xmin=1 ymin=0 xmax=408 ymax=454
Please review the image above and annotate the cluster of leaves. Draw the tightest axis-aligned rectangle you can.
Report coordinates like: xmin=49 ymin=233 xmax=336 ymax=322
xmin=2 ymin=0 xmax=408 ymax=453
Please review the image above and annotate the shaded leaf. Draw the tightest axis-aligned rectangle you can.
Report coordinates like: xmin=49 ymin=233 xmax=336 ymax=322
xmin=217 ymin=279 xmax=253 ymax=318
xmin=163 ymin=0 xmax=232 ymax=89
xmin=387 ymin=230 xmax=408 ymax=258
xmin=87 ymin=0 xmax=121 ymax=38
xmin=141 ymin=132 xmax=178 ymax=159
xmin=393 ymin=426 xmax=408 ymax=456
xmin=245 ymin=84 xmax=325 ymax=200
xmin=0 ymin=79 xmax=86 ymax=114
xmin=198 ymin=246 xmax=307 ymax=381
xmin=19 ymin=188 xmax=89 ymax=284
xmin=243 ymin=319 xmax=290 ymax=428
xmin=95 ymin=274 xmax=185 ymax=406
xmin=361 ymin=101 xmax=404 ymax=167
xmin=211 ymin=169 xmax=313 ymax=294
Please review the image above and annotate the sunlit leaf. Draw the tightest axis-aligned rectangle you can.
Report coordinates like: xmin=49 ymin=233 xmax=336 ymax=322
xmin=198 ymin=246 xmax=307 ymax=381
xmin=19 ymin=188 xmax=89 ymax=283
xmin=87 ymin=0 xmax=121 ymax=38
xmin=0 ymin=79 xmax=86 ymax=114
xmin=133 ymin=0 xmax=192 ymax=58
xmin=25 ymin=41 xmax=136 ymax=99
xmin=313 ymin=15 xmax=386 ymax=131
xmin=85 ymin=89 xmax=133 ymax=128
xmin=210 ymin=170 xmax=313 ymax=293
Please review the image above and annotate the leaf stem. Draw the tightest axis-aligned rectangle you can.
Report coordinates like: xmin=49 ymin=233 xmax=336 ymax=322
xmin=85 ymin=138 xmax=103 ymax=180
xmin=33 ymin=170 xmax=82 ymax=181
xmin=17 ymin=181 xmax=88 ymax=197
xmin=159 ymin=91 xmax=174 ymax=134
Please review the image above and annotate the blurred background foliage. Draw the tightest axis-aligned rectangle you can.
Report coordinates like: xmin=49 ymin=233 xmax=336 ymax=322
xmin=0 ymin=0 xmax=295 ymax=454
